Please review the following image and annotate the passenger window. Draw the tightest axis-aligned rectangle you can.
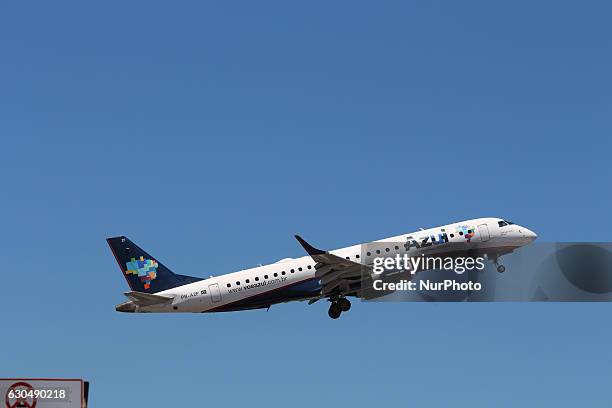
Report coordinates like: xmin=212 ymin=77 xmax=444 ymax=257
xmin=307 ymin=265 xmax=312 ymax=269
xmin=236 ymin=281 xmax=240 ymax=285
xmin=282 ymin=271 xmax=286 ymax=275
xmin=274 ymin=273 xmax=278 ymax=277
xmin=356 ymin=254 xmax=360 ymax=259
xmin=298 ymin=267 xmax=302 ymax=271
xmin=246 ymin=279 xmax=250 ymax=284
xmin=255 ymin=277 xmax=259 ymax=281
xmin=264 ymin=275 xmax=268 ymax=279
xmin=227 ymin=283 xmax=231 ymax=288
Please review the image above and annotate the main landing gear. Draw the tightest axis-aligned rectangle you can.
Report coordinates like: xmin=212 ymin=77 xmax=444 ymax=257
xmin=328 ymin=298 xmax=351 ymax=319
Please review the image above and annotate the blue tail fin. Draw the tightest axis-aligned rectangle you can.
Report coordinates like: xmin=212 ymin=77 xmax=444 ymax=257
xmin=107 ymin=236 xmax=202 ymax=293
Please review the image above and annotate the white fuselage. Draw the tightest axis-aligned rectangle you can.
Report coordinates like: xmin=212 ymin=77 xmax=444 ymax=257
xmin=133 ymin=217 xmax=537 ymax=313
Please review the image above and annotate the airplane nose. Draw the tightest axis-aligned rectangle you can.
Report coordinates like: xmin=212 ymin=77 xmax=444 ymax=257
xmin=522 ymin=228 xmax=538 ymax=242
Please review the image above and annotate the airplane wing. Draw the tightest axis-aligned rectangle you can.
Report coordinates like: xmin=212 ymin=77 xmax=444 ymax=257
xmin=124 ymin=291 xmax=174 ymax=306
xmin=294 ymin=235 xmax=366 ymax=298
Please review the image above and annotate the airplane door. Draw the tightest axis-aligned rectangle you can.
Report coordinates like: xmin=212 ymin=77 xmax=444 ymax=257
xmin=209 ymin=283 xmax=221 ymax=303
xmin=478 ymin=224 xmax=490 ymax=242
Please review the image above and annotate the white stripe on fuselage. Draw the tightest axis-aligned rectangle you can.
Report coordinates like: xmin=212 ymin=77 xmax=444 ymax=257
xmin=141 ymin=217 xmax=533 ymax=313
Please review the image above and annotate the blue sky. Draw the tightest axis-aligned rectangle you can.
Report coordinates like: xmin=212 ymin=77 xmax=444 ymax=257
xmin=1 ymin=1 xmax=611 ymax=406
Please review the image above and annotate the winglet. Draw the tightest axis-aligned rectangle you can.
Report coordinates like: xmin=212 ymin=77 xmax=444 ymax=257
xmin=294 ymin=235 xmax=327 ymax=256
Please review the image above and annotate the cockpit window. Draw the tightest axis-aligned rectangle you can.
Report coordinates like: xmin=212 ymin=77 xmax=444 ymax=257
xmin=498 ymin=221 xmax=508 ymax=227
xmin=505 ymin=220 xmax=514 ymax=225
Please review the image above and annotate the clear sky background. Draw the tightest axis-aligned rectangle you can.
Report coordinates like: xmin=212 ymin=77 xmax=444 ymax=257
xmin=1 ymin=1 xmax=611 ymax=406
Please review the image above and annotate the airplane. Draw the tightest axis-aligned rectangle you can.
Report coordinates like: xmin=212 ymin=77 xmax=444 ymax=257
xmin=108 ymin=217 xmax=537 ymax=319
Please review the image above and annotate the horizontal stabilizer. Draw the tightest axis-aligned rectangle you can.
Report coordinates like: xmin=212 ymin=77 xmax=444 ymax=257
xmin=124 ymin=291 xmax=174 ymax=306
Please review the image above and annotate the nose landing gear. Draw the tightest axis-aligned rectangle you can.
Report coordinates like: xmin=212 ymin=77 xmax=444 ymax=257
xmin=328 ymin=297 xmax=351 ymax=319
xmin=493 ymin=257 xmax=506 ymax=273
xmin=486 ymin=253 xmax=506 ymax=273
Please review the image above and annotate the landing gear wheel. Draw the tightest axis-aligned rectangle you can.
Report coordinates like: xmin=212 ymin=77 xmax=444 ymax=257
xmin=328 ymin=302 xmax=342 ymax=319
xmin=338 ymin=298 xmax=351 ymax=312
xmin=497 ymin=264 xmax=506 ymax=273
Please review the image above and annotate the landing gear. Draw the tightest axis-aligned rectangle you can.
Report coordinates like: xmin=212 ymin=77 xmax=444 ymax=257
xmin=328 ymin=298 xmax=351 ymax=319
xmin=328 ymin=302 xmax=342 ymax=319
xmin=338 ymin=297 xmax=351 ymax=312
xmin=492 ymin=256 xmax=506 ymax=273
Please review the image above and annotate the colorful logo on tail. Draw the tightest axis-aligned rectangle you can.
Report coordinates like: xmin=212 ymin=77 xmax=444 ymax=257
xmin=125 ymin=256 xmax=159 ymax=289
